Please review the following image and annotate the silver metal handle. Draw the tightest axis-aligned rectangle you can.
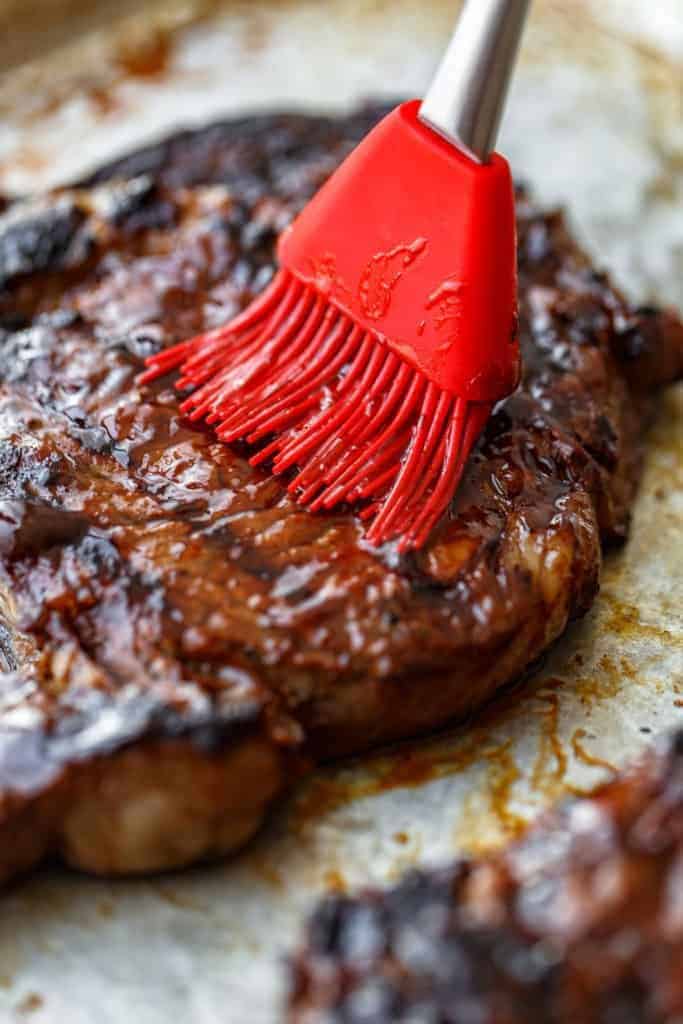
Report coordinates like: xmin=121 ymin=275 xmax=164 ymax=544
xmin=419 ymin=0 xmax=531 ymax=164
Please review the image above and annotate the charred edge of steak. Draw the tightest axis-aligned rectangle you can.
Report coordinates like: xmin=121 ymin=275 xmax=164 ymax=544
xmin=0 ymin=669 xmax=269 ymax=800
xmin=0 ymin=178 xmax=180 ymax=309
xmin=289 ymin=730 xmax=683 ymax=1024
xmin=77 ymin=106 xmax=396 ymax=198
xmin=0 ymin=179 xmax=289 ymax=327
xmin=0 ymin=197 xmax=87 ymax=290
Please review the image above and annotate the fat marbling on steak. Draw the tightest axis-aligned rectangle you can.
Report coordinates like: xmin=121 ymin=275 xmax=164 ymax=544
xmin=0 ymin=107 xmax=681 ymax=882
xmin=289 ymin=730 xmax=683 ymax=1023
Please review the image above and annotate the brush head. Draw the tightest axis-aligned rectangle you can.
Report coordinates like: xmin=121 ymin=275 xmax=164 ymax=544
xmin=141 ymin=101 xmax=520 ymax=551
xmin=278 ymin=100 xmax=519 ymax=402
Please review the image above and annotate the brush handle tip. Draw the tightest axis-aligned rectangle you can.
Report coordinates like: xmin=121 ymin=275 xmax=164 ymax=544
xmin=419 ymin=0 xmax=531 ymax=163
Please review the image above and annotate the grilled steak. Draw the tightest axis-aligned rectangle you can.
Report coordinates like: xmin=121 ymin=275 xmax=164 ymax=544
xmin=0 ymin=107 xmax=681 ymax=883
xmin=289 ymin=730 xmax=683 ymax=1024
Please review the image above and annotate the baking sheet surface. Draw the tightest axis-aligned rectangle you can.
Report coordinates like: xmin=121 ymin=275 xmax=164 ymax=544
xmin=0 ymin=2 xmax=681 ymax=1021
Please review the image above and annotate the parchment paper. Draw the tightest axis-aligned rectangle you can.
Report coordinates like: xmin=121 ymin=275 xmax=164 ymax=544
xmin=0 ymin=3 xmax=681 ymax=1021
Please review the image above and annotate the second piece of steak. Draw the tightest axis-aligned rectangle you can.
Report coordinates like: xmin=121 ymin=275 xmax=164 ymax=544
xmin=289 ymin=730 xmax=683 ymax=1023
xmin=0 ymin=107 xmax=681 ymax=884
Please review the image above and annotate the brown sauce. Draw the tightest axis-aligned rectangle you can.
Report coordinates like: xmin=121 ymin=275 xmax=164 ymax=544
xmin=570 ymin=727 xmax=616 ymax=774
xmin=115 ymin=30 xmax=172 ymax=79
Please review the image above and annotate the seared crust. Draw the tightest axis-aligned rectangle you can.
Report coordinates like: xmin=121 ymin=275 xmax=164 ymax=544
xmin=289 ymin=731 xmax=683 ymax=1023
xmin=0 ymin=107 xmax=681 ymax=881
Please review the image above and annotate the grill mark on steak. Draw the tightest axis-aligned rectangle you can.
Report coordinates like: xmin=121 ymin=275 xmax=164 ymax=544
xmin=288 ymin=730 xmax=683 ymax=1023
xmin=0 ymin=106 xmax=680 ymax=881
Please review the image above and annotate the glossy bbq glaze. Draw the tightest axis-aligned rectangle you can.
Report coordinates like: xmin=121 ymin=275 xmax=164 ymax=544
xmin=289 ymin=730 xmax=683 ymax=1023
xmin=0 ymin=106 xmax=681 ymax=881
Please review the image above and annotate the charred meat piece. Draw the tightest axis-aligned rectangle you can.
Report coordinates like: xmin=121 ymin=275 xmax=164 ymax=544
xmin=0 ymin=108 xmax=681 ymax=883
xmin=289 ymin=730 xmax=683 ymax=1024
xmin=79 ymin=106 xmax=395 ymax=201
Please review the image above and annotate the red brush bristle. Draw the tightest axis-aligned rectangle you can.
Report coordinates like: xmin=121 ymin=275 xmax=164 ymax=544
xmin=142 ymin=269 xmax=490 ymax=551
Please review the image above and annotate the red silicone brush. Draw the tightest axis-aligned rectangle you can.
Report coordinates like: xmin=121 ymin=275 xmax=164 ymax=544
xmin=141 ymin=0 xmax=530 ymax=551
